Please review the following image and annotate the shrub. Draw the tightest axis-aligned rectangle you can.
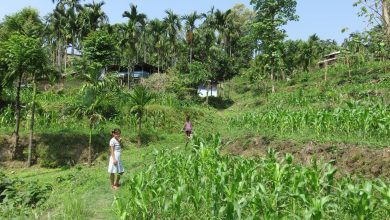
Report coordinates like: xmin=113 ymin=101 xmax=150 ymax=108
xmin=0 ymin=173 xmax=52 ymax=218
xmin=141 ymin=73 xmax=172 ymax=93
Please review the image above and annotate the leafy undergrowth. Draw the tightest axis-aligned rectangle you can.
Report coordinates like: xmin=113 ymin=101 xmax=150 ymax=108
xmin=0 ymin=172 xmax=52 ymax=219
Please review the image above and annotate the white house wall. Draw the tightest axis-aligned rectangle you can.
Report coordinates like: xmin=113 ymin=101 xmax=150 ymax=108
xmin=198 ymin=84 xmax=218 ymax=97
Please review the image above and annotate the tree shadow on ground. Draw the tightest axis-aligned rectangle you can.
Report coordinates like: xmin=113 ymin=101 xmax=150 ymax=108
xmin=207 ymin=96 xmax=234 ymax=110
xmin=37 ymin=132 xmax=106 ymax=168
xmin=130 ymin=130 xmax=165 ymax=147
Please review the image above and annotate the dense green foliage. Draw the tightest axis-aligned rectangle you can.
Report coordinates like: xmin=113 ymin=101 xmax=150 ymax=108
xmin=0 ymin=172 xmax=52 ymax=218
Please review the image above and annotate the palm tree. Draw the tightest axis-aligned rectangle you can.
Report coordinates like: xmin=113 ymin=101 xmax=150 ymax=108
xmin=182 ymin=11 xmax=202 ymax=65
xmin=129 ymin=86 xmax=153 ymax=146
xmin=122 ymin=4 xmax=147 ymax=64
xmin=281 ymin=39 xmax=302 ymax=77
xmin=197 ymin=9 xmax=218 ymax=60
xmin=49 ymin=0 xmax=84 ymax=59
xmin=147 ymin=19 xmax=165 ymax=73
xmin=221 ymin=4 xmax=251 ymax=58
xmin=75 ymin=89 xmax=105 ymax=166
xmin=122 ymin=4 xmax=146 ymax=26
xmin=77 ymin=1 xmax=108 ymax=45
xmin=77 ymin=66 xmax=118 ymax=166
xmin=163 ymin=9 xmax=181 ymax=65
xmin=84 ymin=1 xmax=108 ymax=32
xmin=53 ymin=0 xmax=83 ymax=56
xmin=212 ymin=9 xmax=232 ymax=53
xmin=139 ymin=21 xmax=148 ymax=63
xmin=300 ymin=34 xmax=320 ymax=72
xmin=76 ymin=96 xmax=104 ymax=167
xmin=45 ymin=4 xmax=67 ymax=72
xmin=66 ymin=1 xmax=83 ymax=56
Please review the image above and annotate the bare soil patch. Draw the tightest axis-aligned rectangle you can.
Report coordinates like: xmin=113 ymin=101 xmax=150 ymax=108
xmin=0 ymin=136 xmax=11 ymax=162
xmin=222 ymin=135 xmax=390 ymax=179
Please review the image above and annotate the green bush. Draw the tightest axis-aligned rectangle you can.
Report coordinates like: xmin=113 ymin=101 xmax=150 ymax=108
xmin=0 ymin=173 xmax=52 ymax=218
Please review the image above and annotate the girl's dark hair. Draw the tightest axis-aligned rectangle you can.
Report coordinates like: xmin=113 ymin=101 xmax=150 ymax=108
xmin=111 ymin=128 xmax=121 ymax=136
xmin=186 ymin=116 xmax=190 ymax=121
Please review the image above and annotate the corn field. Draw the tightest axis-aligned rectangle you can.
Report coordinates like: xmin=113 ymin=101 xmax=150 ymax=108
xmin=113 ymin=135 xmax=390 ymax=219
xmin=229 ymin=102 xmax=390 ymax=139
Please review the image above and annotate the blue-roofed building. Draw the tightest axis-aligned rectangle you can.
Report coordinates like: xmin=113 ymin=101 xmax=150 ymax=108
xmin=130 ymin=70 xmax=150 ymax=78
xmin=108 ymin=62 xmax=161 ymax=87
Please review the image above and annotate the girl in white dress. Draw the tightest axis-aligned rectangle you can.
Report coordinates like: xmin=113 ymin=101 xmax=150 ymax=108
xmin=108 ymin=128 xmax=124 ymax=189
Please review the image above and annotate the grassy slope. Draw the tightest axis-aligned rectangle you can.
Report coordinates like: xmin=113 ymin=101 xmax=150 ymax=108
xmin=3 ymin=61 xmax=390 ymax=218
xmin=3 ymin=133 xmax=186 ymax=219
xmin=220 ymin=61 xmax=390 ymax=147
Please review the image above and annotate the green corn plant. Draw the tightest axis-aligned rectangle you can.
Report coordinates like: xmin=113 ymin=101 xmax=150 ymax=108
xmin=340 ymin=181 xmax=377 ymax=219
xmin=374 ymin=180 xmax=390 ymax=216
xmin=112 ymin=135 xmax=389 ymax=219
xmin=112 ymin=196 xmax=132 ymax=220
xmin=304 ymin=196 xmax=331 ymax=220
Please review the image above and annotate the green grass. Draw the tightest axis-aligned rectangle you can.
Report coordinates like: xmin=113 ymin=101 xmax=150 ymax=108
xmin=2 ymin=130 xmax=188 ymax=219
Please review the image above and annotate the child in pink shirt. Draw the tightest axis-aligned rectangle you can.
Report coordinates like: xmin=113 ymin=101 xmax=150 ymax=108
xmin=183 ymin=116 xmax=193 ymax=139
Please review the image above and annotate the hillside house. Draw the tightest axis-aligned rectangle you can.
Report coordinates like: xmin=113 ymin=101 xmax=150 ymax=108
xmin=198 ymin=81 xmax=218 ymax=98
xmin=104 ymin=62 xmax=161 ymax=86
xmin=317 ymin=51 xmax=340 ymax=68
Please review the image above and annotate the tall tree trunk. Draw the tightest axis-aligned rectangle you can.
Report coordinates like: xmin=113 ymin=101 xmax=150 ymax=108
xmin=127 ymin=66 xmax=130 ymax=89
xmin=206 ymin=81 xmax=210 ymax=104
xmin=64 ymin=48 xmax=67 ymax=73
xmin=138 ymin=116 xmax=142 ymax=147
xmin=144 ymin=46 xmax=147 ymax=63
xmin=57 ymin=42 xmax=62 ymax=72
xmin=52 ymin=42 xmax=56 ymax=67
xmin=229 ymin=40 xmax=232 ymax=57
xmin=347 ymin=56 xmax=351 ymax=77
xmin=383 ymin=0 xmax=390 ymax=46
xmin=158 ymin=51 xmax=160 ymax=74
xmin=0 ymin=81 xmax=3 ymax=103
xmin=12 ymin=74 xmax=23 ymax=160
xmin=27 ymin=75 xmax=37 ymax=167
xmin=63 ymin=37 xmax=67 ymax=72
xmin=136 ymin=47 xmax=139 ymax=64
xmin=271 ymin=66 xmax=275 ymax=93
xmin=189 ymin=42 xmax=193 ymax=65
xmin=324 ymin=64 xmax=328 ymax=81
xmin=172 ymin=45 xmax=177 ymax=66
xmin=71 ymin=36 xmax=75 ymax=55
xmin=88 ymin=121 xmax=92 ymax=167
